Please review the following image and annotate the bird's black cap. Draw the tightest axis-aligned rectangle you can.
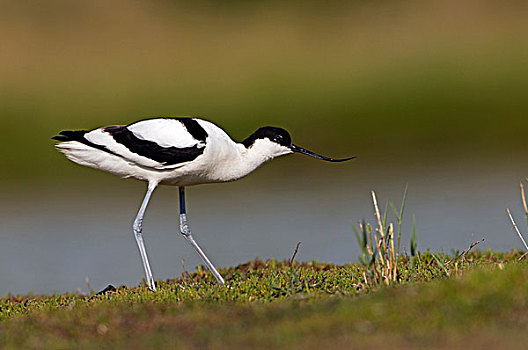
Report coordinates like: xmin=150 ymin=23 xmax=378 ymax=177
xmin=243 ymin=126 xmax=355 ymax=162
xmin=242 ymin=126 xmax=292 ymax=148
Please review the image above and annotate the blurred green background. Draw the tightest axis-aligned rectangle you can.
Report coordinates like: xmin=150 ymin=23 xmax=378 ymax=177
xmin=2 ymin=0 xmax=528 ymax=183
xmin=2 ymin=0 xmax=528 ymax=295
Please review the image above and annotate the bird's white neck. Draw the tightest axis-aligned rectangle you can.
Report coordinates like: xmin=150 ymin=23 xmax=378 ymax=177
xmin=206 ymin=138 xmax=293 ymax=183
xmin=240 ymin=139 xmax=285 ymax=168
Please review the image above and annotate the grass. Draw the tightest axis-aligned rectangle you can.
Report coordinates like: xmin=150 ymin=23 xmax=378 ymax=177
xmin=2 ymin=188 xmax=527 ymax=348
xmin=0 ymin=250 xmax=526 ymax=348
xmin=507 ymin=180 xmax=528 ymax=260
xmin=353 ymin=189 xmax=410 ymax=286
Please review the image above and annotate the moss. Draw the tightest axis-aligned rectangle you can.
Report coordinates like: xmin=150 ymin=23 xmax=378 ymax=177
xmin=0 ymin=252 xmax=527 ymax=348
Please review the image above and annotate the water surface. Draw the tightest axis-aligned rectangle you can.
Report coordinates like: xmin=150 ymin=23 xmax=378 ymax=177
xmin=1 ymin=156 xmax=527 ymax=295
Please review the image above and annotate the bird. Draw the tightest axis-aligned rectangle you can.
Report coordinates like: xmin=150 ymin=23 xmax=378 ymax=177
xmin=53 ymin=117 xmax=354 ymax=291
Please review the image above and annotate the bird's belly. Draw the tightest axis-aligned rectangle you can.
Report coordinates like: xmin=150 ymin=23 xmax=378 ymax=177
xmin=158 ymin=173 xmax=218 ymax=186
xmin=57 ymin=141 xmax=251 ymax=186
xmin=158 ymin=159 xmax=251 ymax=186
xmin=157 ymin=166 xmax=236 ymax=186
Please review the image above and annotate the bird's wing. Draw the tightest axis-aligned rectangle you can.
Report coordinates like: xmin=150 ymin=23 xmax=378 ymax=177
xmin=80 ymin=118 xmax=207 ymax=170
xmin=127 ymin=118 xmax=207 ymax=148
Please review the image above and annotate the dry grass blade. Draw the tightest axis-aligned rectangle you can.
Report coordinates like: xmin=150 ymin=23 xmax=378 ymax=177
xmin=371 ymin=191 xmax=387 ymax=268
xmin=355 ymin=190 xmax=410 ymax=286
xmin=447 ymin=238 xmax=485 ymax=265
xmin=289 ymin=242 xmax=302 ymax=266
xmin=372 ymin=191 xmax=384 ymax=237
xmin=389 ymin=223 xmax=397 ymax=278
xmin=507 ymin=208 xmax=528 ymax=253
xmin=85 ymin=277 xmax=94 ymax=294
xmin=521 ymin=182 xmax=528 ymax=217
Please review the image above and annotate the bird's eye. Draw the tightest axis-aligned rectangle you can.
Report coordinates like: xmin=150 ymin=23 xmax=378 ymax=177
xmin=274 ymin=135 xmax=283 ymax=143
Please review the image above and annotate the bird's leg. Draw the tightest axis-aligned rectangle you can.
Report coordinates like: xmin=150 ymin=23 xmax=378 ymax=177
xmin=178 ymin=186 xmax=225 ymax=285
xmin=132 ymin=182 xmax=158 ymax=291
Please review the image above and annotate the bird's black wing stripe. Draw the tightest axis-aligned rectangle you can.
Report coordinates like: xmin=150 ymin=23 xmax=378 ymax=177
xmin=178 ymin=118 xmax=208 ymax=142
xmin=52 ymin=130 xmax=123 ymax=158
xmin=104 ymin=125 xmax=204 ymax=165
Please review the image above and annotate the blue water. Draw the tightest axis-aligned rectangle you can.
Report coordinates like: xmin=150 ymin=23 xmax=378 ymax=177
xmin=1 ymin=155 xmax=527 ymax=295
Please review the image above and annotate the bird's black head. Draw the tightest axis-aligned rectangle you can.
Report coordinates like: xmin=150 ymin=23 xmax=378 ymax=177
xmin=242 ymin=126 xmax=292 ymax=148
xmin=242 ymin=125 xmax=355 ymax=162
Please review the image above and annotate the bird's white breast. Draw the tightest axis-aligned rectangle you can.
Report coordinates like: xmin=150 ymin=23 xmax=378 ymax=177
xmin=159 ymin=120 xmax=248 ymax=185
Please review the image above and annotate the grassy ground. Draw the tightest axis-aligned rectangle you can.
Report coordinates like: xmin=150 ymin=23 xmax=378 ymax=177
xmin=1 ymin=250 xmax=526 ymax=348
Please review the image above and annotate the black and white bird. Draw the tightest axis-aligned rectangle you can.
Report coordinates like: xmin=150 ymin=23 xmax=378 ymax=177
xmin=53 ymin=117 xmax=354 ymax=291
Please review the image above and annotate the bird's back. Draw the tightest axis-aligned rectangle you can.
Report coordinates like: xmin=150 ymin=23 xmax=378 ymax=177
xmin=54 ymin=117 xmax=250 ymax=186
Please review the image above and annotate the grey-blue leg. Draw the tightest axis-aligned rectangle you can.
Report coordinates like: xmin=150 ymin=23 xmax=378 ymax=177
xmin=179 ymin=187 xmax=225 ymax=285
xmin=133 ymin=182 xmax=158 ymax=291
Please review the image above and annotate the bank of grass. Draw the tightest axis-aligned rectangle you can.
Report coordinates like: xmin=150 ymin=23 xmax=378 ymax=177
xmin=0 ymin=250 xmax=527 ymax=348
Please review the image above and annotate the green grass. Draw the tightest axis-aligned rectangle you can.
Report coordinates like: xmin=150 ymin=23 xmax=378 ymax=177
xmin=1 ymin=251 xmax=526 ymax=348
